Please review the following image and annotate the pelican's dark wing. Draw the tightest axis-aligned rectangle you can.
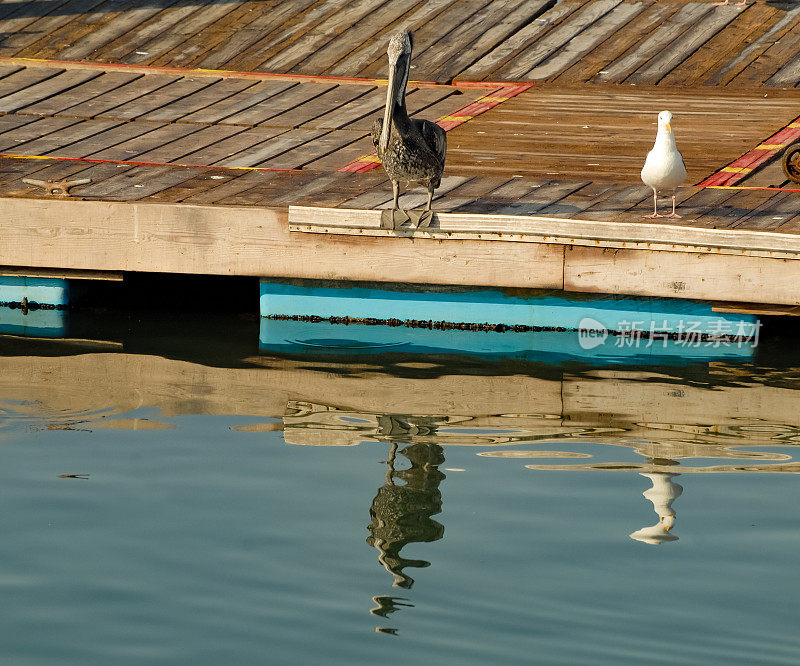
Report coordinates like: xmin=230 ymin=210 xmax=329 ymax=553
xmin=416 ymin=118 xmax=447 ymax=166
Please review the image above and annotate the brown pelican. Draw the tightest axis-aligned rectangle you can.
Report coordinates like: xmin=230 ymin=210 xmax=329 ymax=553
xmin=372 ymin=31 xmax=446 ymax=211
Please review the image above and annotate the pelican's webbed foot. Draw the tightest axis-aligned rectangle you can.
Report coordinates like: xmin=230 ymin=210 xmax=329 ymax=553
xmin=380 ymin=209 xmax=435 ymax=229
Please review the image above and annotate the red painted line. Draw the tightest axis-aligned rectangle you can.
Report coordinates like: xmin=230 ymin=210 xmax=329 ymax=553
xmin=697 ymin=115 xmax=800 ymax=187
xmin=0 ymin=153 xmax=302 ymax=172
xmin=337 ymin=83 xmax=533 ymax=173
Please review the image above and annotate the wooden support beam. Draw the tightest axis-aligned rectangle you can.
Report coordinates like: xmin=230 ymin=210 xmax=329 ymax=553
xmin=0 ymin=266 xmax=122 ymax=281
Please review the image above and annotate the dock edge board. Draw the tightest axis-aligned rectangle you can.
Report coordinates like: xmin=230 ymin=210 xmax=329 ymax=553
xmin=288 ymin=207 xmax=800 ymax=259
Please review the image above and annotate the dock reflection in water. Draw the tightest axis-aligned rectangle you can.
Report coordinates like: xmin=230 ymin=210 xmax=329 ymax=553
xmin=4 ymin=315 xmax=800 ymax=661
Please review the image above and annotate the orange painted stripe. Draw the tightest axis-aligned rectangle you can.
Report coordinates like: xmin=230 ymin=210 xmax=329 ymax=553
xmin=702 ymin=184 xmax=800 ymax=193
xmin=337 ymin=83 xmax=533 ymax=173
xmin=756 ymin=144 xmax=786 ymax=150
xmin=0 ymin=153 xmax=302 ymax=172
xmin=0 ymin=56 xmax=539 ymax=91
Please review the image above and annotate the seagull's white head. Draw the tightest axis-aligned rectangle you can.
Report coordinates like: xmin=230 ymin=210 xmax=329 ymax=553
xmin=658 ymin=110 xmax=674 ymax=134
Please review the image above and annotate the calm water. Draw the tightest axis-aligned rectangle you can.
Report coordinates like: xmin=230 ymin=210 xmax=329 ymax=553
xmin=2 ymin=312 xmax=800 ymax=664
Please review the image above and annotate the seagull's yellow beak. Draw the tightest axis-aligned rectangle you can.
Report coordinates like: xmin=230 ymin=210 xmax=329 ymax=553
xmin=665 ymin=122 xmax=672 ymax=133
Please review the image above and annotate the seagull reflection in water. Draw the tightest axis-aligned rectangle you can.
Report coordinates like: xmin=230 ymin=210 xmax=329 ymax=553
xmin=629 ymin=462 xmax=683 ymax=546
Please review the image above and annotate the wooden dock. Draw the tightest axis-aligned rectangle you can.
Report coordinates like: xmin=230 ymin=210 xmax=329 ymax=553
xmin=1 ymin=0 xmax=800 ymax=310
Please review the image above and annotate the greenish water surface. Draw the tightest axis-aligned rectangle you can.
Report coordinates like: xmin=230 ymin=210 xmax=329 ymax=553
xmin=1 ymin=314 xmax=799 ymax=664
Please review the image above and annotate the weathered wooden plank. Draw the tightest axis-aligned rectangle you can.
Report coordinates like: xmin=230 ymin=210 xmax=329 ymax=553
xmin=730 ymin=9 xmax=800 ymax=87
xmin=706 ymin=6 xmax=800 ymax=86
xmin=594 ymin=2 xmax=714 ymax=84
xmin=411 ymin=0 xmax=530 ymax=83
xmin=58 ymin=0 xmax=182 ymax=60
xmin=501 ymin=0 xmax=625 ymax=80
xmin=329 ymin=0 xmax=454 ymax=77
xmin=289 ymin=205 xmax=800 ymax=259
xmin=0 ymin=0 xmax=108 ymax=57
xmin=565 ymin=246 xmax=800 ymax=305
xmin=64 ymin=73 xmax=182 ymax=118
xmin=137 ymin=78 xmax=258 ymax=123
xmin=0 ymin=197 xmax=568 ymax=287
xmin=437 ymin=0 xmax=555 ymax=83
xmin=0 ymin=65 xmax=65 ymax=98
xmin=0 ymin=113 xmax=46 ymax=138
xmin=222 ymin=82 xmax=337 ymax=126
xmin=16 ymin=71 xmax=142 ymax=117
xmin=0 ymin=68 xmax=101 ymax=113
xmin=681 ymin=187 xmax=775 ymax=229
xmin=259 ymin=0 xmax=386 ymax=73
xmin=442 ymin=176 xmax=514 ymax=210
xmin=45 ymin=120 xmax=171 ymax=158
xmin=301 ymin=134 xmax=373 ymax=170
xmin=130 ymin=125 xmax=250 ymax=165
xmin=0 ymin=116 xmax=80 ymax=152
xmin=87 ymin=124 xmax=205 ymax=161
xmin=0 ymin=0 xmax=77 ymax=57
xmin=659 ymin=3 xmax=779 ymax=87
xmin=178 ymin=80 xmax=298 ymax=125
xmin=222 ymin=0 xmax=349 ymax=72
xmin=625 ymin=4 xmax=745 ymax=85
xmin=456 ymin=1 xmax=580 ymax=81
xmin=527 ymin=1 xmax=646 ymax=81
xmin=290 ymin=0 xmax=422 ymax=75
xmin=178 ymin=127 xmax=291 ymax=166
xmin=268 ymin=130 xmax=366 ymax=169
xmin=269 ymin=84 xmax=374 ymax=129
xmin=11 ymin=0 xmax=133 ymax=60
xmin=151 ymin=2 xmax=280 ymax=70
xmin=534 ymin=181 xmax=620 ymax=217
xmin=178 ymin=170 xmax=274 ymax=204
xmin=76 ymin=164 xmax=200 ymax=200
xmin=730 ymin=191 xmax=800 ymax=232
xmin=196 ymin=0 xmax=322 ymax=70
xmin=93 ymin=0 xmax=222 ymax=63
xmin=3 ymin=118 xmax=124 ymax=156
xmin=553 ymin=0 xmax=669 ymax=83
xmin=122 ymin=1 xmax=243 ymax=65
xmin=214 ymin=128 xmax=328 ymax=167
xmin=572 ymin=184 xmax=651 ymax=221
xmin=98 ymin=76 xmax=221 ymax=120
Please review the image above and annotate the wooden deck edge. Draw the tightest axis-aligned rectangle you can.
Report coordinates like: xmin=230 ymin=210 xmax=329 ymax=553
xmin=3 ymin=197 xmax=800 ymax=306
xmin=288 ymin=206 xmax=800 ymax=260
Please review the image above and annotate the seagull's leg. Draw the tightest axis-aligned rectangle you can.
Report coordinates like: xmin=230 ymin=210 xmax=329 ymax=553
xmin=665 ymin=192 xmax=682 ymax=219
xmin=644 ymin=188 xmax=663 ymax=218
xmin=391 ymin=180 xmax=400 ymax=209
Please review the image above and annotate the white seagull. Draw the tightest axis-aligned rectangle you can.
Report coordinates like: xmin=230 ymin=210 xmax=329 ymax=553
xmin=641 ymin=110 xmax=687 ymax=219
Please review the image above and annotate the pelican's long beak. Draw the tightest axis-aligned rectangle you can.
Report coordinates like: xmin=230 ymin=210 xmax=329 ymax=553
xmin=379 ymin=62 xmax=398 ymax=154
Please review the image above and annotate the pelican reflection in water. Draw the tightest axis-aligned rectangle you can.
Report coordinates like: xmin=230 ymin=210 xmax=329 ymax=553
xmin=367 ymin=433 xmax=445 ymax=633
xmin=372 ymin=30 xmax=446 ymax=211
